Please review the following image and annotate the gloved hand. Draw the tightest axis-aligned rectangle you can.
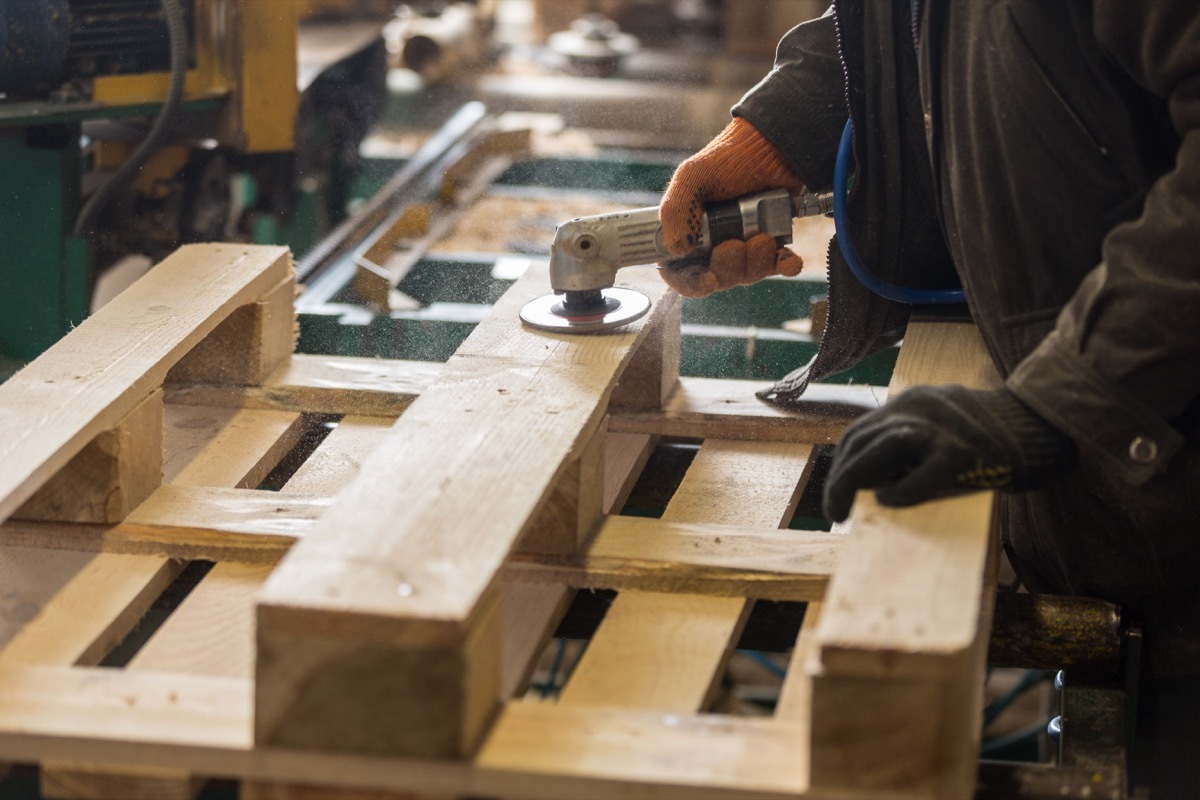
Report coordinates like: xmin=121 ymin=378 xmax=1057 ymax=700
xmin=659 ymin=117 xmax=806 ymax=298
xmin=823 ymin=385 xmax=1078 ymax=522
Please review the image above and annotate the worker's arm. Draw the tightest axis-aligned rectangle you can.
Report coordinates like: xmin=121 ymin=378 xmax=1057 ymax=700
xmin=1007 ymin=4 xmax=1200 ymax=485
xmin=657 ymin=11 xmax=843 ymax=298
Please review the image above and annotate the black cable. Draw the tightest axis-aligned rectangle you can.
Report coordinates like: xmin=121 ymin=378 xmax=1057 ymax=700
xmin=72 ymin=0 xmax=188 ymax=238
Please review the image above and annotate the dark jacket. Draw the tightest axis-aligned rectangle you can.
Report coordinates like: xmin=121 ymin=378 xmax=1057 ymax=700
xmin=736 ymin=1 xmax=1200 ymax=676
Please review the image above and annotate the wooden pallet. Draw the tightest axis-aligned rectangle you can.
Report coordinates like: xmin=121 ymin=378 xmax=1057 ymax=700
xmin=0 ymin=243 xmax=999 ymax=800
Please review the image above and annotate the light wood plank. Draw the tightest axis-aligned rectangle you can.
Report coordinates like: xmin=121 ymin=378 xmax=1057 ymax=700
xmin=477 ymin=704 xmax=808 ymax=799
xmin=0 ymin=546 xmax=96 ymax=651
xmin=126 ymin=485 xmax=328 ymax=544
xmin=0 ymin=554 xmax=182 ymax=667
xmin=775 ymin=601 xmax=822 ymax=723
xmin=0 ymin=665 xmax=801 ymax=799
xmin=255 ymin=263 xmax=676 ymax=758
xmin=41 ymin=764 xmax=203 ymax=800
xmin=815 ymin=493 xmax=994 ymax=681
xmin=0 ymin=244 xmax=291 ymax=523
xmin=807 ymin=320 xmax=1000 ymax=797
xmin=509 ymin=517 xmax=838 ymax=601
xmin=602 ymin=432 xmax=655 ymax=514
xmin=278 ymin=415 xmax=394 ymax=495
xmin=610 ymin=378 xmax=883 ymax=444
xmin=166 ymin=407 xmax=305 ymax=489
xmin=889 ymin=322 xmax=1001 ymax=396
xmin=130 ymin=562 xmax=273 ymax=678
xmin=166 ymin=354 xmax=440 ymax=417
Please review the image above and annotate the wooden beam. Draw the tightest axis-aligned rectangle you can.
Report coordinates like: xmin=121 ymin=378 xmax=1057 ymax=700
xmin=0 ymin=244 xmax=291 ymax=523
xmin=166 ymin=276 xmax=296 ymax=386
xmin=808 ymin=321 xmax=1000 ymax=798
xmin=255 ymin=264 xmax=678 ymax=758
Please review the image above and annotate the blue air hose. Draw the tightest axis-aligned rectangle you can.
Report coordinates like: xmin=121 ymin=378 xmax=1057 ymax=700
xmin=833 ymin=119 xmax=966 ymax=304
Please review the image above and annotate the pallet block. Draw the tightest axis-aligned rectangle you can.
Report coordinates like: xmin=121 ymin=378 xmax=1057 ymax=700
xmin=0 ymin=242 xmax=1000 ymax=800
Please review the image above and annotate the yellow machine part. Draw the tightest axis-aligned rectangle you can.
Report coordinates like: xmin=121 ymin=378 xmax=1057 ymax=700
xmin=92 ymin=0 xmax=299 ymax=154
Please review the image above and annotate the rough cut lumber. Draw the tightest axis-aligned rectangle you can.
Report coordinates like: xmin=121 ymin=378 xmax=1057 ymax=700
xmin=256 ymin=263 xmax=678 ymax=758
xmin=165 ymin=406 xmax=306 ymax=489
xmin=507 ymin=517 xmax=839 ymax=602
xmin=0 ymin=554 xmax=182 ymax=668
xmin=807 ymin=321 xmax=1000 ymax=798
xmin=166 ymin=275 xmax=296 ymax=386
xmin=164 ymin=354 xmax=438 ymax=417
xmin=0 ymin=244 xmax=292 ymax=523
xmin=15 ymin=390 xmax=163 ymax=524
xmin=0 ymin=547 xmax=95 ymax=650
xmin=610 ymin=378 xmax=883 ymax=444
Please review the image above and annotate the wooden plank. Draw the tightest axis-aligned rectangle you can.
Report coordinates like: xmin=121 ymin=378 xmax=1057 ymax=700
xmin=126 ymin=485 xmax=328 ymax=545
xmin=807 ymin=321 xmax=1000 ymax=797
xmin=610 ymin=378 xmax=882 ymax=444
xmin=815 ymin=321 xmax=1000 ymax=680
xmin=889 ymin=322 xmax=1001 ymax=396
xmin=559 ymin=440 xmax=813 ymax=712
xmin=41 ymin=765 xmax=203 ymax=800
xmin=519 ymin=417 xmax=606 ymax=556
xmin=0 ymin=554 xmax=182 ymax=667
xmin=0 ymin=663 xmax=808 ymax=799
xmin=278 ymin=415 xmax=395 ymax=495
xmin=602 ymin=432 xmax=655 ymax=514
xmin=165 ymin=354 xmax=439 ymax=417
xmin=0 ymin=513 xmax=297 ymax=563
xmin=608 ymin=293 xmax=681 ymax=412
xmin=166 ymin=406 xmax=305 ymax=489
xmin=15 ymin=390 xmax=163 ymax=524
xmin=477 ymin=704 xmax=808 ymax=799
xmin=509 ymin=517 xmax=838 ymax=601
xmin=0 ymin=244 xmax=291 ymax=523
xmin=0 ymin=547 xmax=96 ymax=651
xmin=255 ymin=263 xmax=677 ymax=758
xmin=775 ymin=601 xmax=822 ymax=723
xmin=814 ymin=493 xmax=995 ymax=681
xmin=130 ymin=562 xmax=273 ymax=677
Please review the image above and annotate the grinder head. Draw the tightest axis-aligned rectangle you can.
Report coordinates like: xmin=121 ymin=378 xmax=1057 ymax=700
xmin=519 ymin=288 xmax=650 ymax=334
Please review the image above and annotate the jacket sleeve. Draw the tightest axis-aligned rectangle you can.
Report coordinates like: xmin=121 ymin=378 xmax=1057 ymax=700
xmin=731 ymin=8 xmax=845 ymax=190
xmin=1008 ymin=4 xmax=1200 ymax=484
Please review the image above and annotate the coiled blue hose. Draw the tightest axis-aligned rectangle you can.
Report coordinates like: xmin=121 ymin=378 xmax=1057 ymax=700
xmin=833 ymin=119 xmax=966 ymax=304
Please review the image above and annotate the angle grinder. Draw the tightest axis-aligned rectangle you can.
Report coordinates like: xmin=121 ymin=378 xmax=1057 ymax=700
xmin=519 ymin=188 xmax=833 ymax=334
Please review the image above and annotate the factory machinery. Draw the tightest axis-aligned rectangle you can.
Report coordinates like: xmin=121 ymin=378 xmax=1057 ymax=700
xmin=0 ymin=0 xmax=394 ymax=370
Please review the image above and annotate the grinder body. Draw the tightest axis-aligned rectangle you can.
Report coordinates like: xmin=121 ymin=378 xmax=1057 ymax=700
xmin=521 ymin=188 xmax=832 ymax=333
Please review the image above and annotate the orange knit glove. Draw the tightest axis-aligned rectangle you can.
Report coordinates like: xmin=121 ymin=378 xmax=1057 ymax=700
xmin=659 ymin=117 xmax=806 ymax=298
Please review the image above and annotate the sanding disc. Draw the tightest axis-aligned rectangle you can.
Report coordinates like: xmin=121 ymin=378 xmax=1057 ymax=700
xmin=519 ymin=288 xmax=651 ymax=334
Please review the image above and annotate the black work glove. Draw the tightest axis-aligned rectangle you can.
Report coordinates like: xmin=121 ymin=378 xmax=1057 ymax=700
xmin=823 ymin=385 xmax=1078 ymax=522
